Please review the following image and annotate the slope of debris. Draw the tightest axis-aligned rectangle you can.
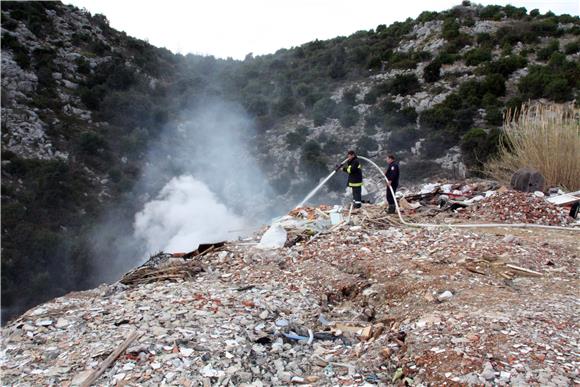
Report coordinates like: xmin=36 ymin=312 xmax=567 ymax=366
xmin=464 ymin=190 xmax=572 ymax=226
xmin=1 ymin=192 xmax=578 ymax=386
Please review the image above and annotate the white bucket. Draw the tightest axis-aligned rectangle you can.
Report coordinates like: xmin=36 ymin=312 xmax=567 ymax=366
xmin=330 ymin=212 xmax=343 ymax=225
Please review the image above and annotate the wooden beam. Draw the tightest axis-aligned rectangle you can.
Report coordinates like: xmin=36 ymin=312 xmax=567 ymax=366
xmin=79 ymin=329 xmax=140 ymax=387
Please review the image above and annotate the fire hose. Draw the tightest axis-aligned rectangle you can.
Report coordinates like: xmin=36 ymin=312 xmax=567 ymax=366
xmin=357 ymin=156 xmax=579 ymax=232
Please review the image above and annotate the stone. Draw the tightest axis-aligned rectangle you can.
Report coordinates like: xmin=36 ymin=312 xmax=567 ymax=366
xmin=55 ymin=318 xmax=70 ymax=329
xmin=510 ymin=167 xmax=545 ymax=193
xmin=480 ymin=362 xmax=496 ymax=381
xmin=437 ymin=291 xmax=453 ymax=302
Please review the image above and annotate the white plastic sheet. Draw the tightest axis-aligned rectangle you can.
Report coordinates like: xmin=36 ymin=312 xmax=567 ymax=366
xmin=256 ymin=224 xmax=287 ymax=249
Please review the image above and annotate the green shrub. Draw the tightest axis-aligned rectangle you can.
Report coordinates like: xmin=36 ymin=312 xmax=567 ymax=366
xmin=363 ymin=81 xmax=390 ymax=104
xmin=328 ymin=56 xmax=347 ymax=79
xmin=342 ymin=87 xmax=359 ymax=105
xmin=312 ymin=97 xmax=337 ymax=126
xmin=463 ymin=17 xmax=475 ymax=27
xmin=389 ymin=52 xmax=419 ymax=69
xmin=417 ymin=11 xmax=438 ymax=23
xmin=99 ymin=90 xmax=155 ymax=128
xmin=461 ymin=127 xmax=500 ymax=167
xmin=420 ymin=106 xmax=455 ymax=130
xmin=364 ymin=125 xmax=377 ymax=135
xmin=442 ymin=18 xmax=460 ymax=40
xmin=476 ymin=33 xmax=494 ymax=47
xmin=485 ymin=107 xmax=503 ymax=125
xmin=4 ymin=1 xmax=55 ymax=38
xmin=444 ymin=33 xmax=472 ymax=53
xmin=366 ymin=54 xmax=383 ymax=70
xmin=503 ymin=5 xmax=527 ymax=19
xmin=423 ymin=60 xmax=441 ymax=83
xmin=386 ymin=107 xmax=417 ymax=127
xmin=531 ymin=18 xmax=559 ymax=37
xmin=388 ymin=125 xmax=420 ymax=150
xmin=2 ymin=33 xmax=30 ymax=69
xmin=483 ymin=74 xmax=506 ymax=97
xmin=536 ymin=40 xmax=559 ymax=61
xmin=496 ymin=23 xmax=538 ymax=47
xmin=557 ymin=14 xmax=579 ymax=24
xmin=484 ymin=55 xmax=527 ymax=77
xmin=365 ymin=99 xmax=411 ymax=129
xmin=76 ymin=57 xmax=91 ymax=75
xmin=106 ymin=61 xmax=137 ymax=90
xmin=356 ymin=136 xmax=379 ymax=155
xmin=1 ymin=13 xmax=18 ymax=30
xmin=518 ymin=59 xmax=579 ymax=102
xmin=79 ymin=85 xmax=106 ymax=110
xmin=286 ymin=131 xmax=305 ymax=150
xmin=273 ymin=95 xmax=299 ymax=117
xmin=436 ymin=52 xmax=459 ymax=65
xmin=108 ymin=168 xmax=122 ymax=183
xmin=413 ymin=51 xmax=432 ymax=62
xmin=322 ymin=138 xmax=342 ymax=154
xmin=403 ymin=160 xmax=441 ymax=181
xmin=389 ymin=74 xmax=421 ymax=95
xmin=482 ymin=92 xmax=499 ymax=107
xmin=564 ymin=40 xmax=580 ymax=55
xmin=296 ymin=83 xmax=311 ymax=97
xmin=338 ymin=106 xmax=360 ymax=127
xmin=421 ymin=131 xmax=459 ymax=158
xmin=79 ymin=132 xmax=108 ymax=156
xmin=301 ymin=140 xmax=328 ymax=181
xmin=464 ymin=47 xmax=492 ymax=66
xmin=479 ymin=5 xmax=503 ymax=20
xmin=243 ymin=95 xmax=269 ymax=116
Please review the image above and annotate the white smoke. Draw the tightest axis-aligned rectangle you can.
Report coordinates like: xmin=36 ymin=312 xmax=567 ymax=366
xmin=133 ymin=175 xmax=246 ymax=253
xmin=90 ymin=98 xmax=281 ymax=283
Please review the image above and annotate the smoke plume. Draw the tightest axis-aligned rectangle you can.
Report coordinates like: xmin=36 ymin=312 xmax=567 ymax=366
xmin=89 ymin=98 xmax=278 ymax=283
xmin=133 ymin=175 xmax=246 ymax=253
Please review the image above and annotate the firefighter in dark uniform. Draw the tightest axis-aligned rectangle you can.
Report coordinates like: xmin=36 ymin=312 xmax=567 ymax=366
xmin=385 ymin=154 xmax=400 ymax=213
xmin=337 ymin=150 xmax=363 ymax=208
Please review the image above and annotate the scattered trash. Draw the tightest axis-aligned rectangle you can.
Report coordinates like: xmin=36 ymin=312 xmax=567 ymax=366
xmin=3 ymin=178 xmax=578 ymax=386
xmin=120 ymin=254 xmax=203 ymax=286
xmin=257 ymin=224 xmax=287 ymax=249
xmin=464 ymin=190 xmax=572 ymax=226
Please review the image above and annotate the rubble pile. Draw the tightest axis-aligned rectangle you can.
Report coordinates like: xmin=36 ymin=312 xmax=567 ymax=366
xmin=464 ymin=190 xmax=572 ymax=226
xmin=120 ymin=253 xmax=204 ymax=286
xmin=1 ymin=277 xmax=327 ymax=386
xmin=1 ymin=195 xmax=578 ymax=385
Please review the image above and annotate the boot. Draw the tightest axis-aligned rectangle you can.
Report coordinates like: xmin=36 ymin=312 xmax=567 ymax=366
xmin=387 ymin=205 xmax=396 ymax=214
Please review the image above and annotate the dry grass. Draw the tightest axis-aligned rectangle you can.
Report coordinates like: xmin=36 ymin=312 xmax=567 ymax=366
xmin=486 ymin=103 xmax=580 ymax=191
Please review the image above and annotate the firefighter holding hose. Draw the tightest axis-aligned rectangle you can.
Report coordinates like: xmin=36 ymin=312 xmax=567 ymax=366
xmin=336 ymin=150 xmax=363 ymax=209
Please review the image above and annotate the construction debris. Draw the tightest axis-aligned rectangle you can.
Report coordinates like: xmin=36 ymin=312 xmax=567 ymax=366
xmin=1 ymin=182 xmax=578 ymax=386
xmin=464 ymin=190 xmax=572 ymax=226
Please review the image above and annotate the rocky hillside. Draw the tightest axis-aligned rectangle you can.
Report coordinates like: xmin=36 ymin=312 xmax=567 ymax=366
xmin=2 ymin=1 xmax=579 ymax=319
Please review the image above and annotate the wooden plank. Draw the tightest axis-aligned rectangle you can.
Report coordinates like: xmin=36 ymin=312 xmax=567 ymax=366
xmin=506 ymin=264 xmax=543 ymax=276
xmin=79 ymin=329 xmax=140 ymax=387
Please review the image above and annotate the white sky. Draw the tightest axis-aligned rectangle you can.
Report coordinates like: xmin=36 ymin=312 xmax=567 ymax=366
xmin=64 ymin=0 xmax=579 ymax=60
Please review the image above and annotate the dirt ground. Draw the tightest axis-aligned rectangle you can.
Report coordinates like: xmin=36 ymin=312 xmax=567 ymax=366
xmin=2 ymin=204 xmax=578 ymax=386
xmin=225 ymin=205 xmax=579 ymax=385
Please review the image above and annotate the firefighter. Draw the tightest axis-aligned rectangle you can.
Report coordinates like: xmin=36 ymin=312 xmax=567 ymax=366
xmin=336 ymin=150 xmax=363 ymax=208
xmin=385 ymin=154 xmax=400 ymax=214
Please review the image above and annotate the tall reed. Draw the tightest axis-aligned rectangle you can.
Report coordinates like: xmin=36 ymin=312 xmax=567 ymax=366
xmin=486 ymin=103 xmax=580 ymax=191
